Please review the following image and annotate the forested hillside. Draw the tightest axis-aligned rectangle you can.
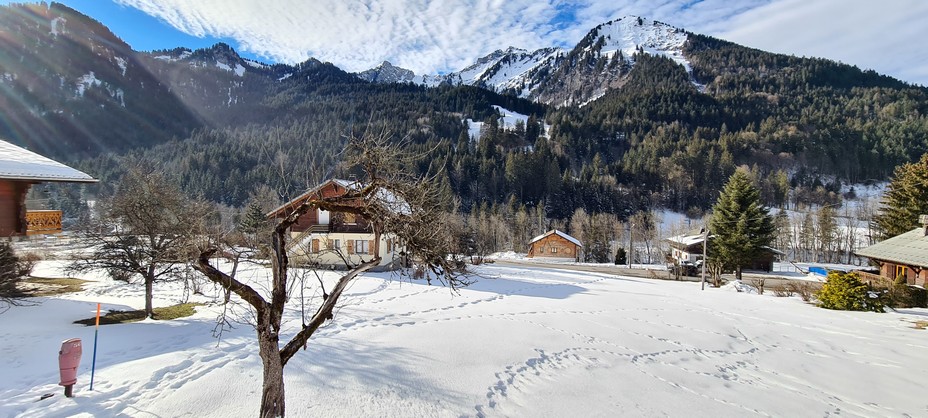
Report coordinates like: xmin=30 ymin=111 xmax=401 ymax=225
xmin=2 ymin=2 xmax=927 ymax=223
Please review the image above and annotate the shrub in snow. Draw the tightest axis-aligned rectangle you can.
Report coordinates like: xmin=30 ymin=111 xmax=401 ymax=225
xmin=614 ymin=248 xmax=626 ymax=265
xmin=816 ymin=271 xmax=883 ymax=312
xmin=877 ymin=279 xmax=927 ymax=309
xmin=1 ymin=242 xmax=35 ymax=310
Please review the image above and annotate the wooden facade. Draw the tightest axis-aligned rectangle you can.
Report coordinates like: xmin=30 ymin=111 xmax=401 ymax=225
xmin=0 ymin=180 xmax=29 ymax=236
xmin=267 ymin=179 xmax=403 ymax=270
xmin=0 ymin=139 xmax=96 ymax=237
xmin=856 ymin=226 xmax=928 ymax=287
xmin=527 ymin=230 xmax=582 ymax=261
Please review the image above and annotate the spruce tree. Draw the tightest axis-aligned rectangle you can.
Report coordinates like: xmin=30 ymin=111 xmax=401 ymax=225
xmin=874 ymin=152 xmax=928 ymax=238
xmin=709 ymin=169 xmax=775 ymax=281
xmin=239 ymin=201 xmax=269 ymax=236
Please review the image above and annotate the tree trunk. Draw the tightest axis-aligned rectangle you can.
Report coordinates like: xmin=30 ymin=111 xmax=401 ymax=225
xmin=735 ymin=266 xmax=742 ymax=281
xmin=258 ymin=327 xmax=285 ymax=418
xmin=144 ymin=274 xmax=154 ymax=319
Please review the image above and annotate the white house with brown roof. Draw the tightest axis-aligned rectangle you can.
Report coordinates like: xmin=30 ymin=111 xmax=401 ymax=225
xmin=265 ymin=179 xmax=405 ymax=270
xmin=0 ymin=139 xmax=96 ymax=237
xmin=527 ymin=230 xmax=582 ymax=261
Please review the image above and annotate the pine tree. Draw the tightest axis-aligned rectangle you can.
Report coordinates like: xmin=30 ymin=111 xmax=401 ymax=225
xmin=709 ymin=169 xmax=775 ymax=281
xmin=874 ymin=152 xmax=928 ymax=238
xmin=239 ymin=201 xmax=269 ymax=236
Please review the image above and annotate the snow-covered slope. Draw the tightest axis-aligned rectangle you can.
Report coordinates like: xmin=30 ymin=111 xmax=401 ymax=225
xmin=355 ymin=16 xmax=692 ymax=106
xmin=3 ymin=260 xmax=926 ymax=417
xmin=588 ymin=16 xmax=690 ymax=72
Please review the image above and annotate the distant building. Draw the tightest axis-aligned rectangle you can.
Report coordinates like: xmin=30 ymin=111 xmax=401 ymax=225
xmin=0 ymin=139 xmax=96 ymax=237
xmin=666 ymin=232 xmax=783 ymax=272
xmin=266 ymin=179 xmax=405 ymax=270
xmin=855 ymin=217 xmax=928 ymax=286
xmin=527 ymin=230 xmax=582 ymax=261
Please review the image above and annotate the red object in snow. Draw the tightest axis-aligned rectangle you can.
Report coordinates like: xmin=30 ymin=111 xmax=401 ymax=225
xmin=58 ymin=338 xmax=82 ymax=397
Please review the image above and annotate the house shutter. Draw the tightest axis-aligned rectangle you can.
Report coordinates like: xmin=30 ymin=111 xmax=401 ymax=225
xmin=369 ymin=240 xmax=375 ymax=255
xmin=311 ymin=239 xmax=319 ymax=253
xmin=326 ymin=239 xmax=333 ymax=250
xmin=347 ymin=240 xmax=354 ymax=254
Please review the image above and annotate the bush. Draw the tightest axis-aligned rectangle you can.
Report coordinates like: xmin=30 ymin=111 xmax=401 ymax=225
xmin=878 ymin=281 xmax=927 ymax=309
xmin=1 ymin=242 xmax=37 ymax=309
xmin=789 ymin=281 xmax=816 ymax=302
xmin=772 ymin=284 xmax=793 ymax=297
xmin=816 ymin=271 xmax=884 ymax=312
xmin=1 ymin=242 xmax=33 ymax=292
xmin=614 ymin=248 xmax=627 ymax=265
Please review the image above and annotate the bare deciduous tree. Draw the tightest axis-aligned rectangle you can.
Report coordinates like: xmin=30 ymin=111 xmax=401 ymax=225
xmin=192 ymin=129 xmax=470 ymax=418
xmin=68 ymin=166 xmax=208 ymax=318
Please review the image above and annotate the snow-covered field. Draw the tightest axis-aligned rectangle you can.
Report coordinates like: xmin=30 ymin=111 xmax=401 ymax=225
xmin=2 ymin=260 xmax=927 ymax=417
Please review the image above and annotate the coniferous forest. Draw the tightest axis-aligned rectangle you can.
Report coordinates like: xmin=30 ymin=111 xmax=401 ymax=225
xmin=2 ymin=3 xmax=928 ymax=228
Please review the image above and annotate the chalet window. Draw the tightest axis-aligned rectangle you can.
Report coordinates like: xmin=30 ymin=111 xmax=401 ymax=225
xmin=896 ymin=265 xmax=908 ymax=280
xmin=551 ymin=247 xmax=558 ymax=254
xmin=344 ymin=213 xmax=357 ymax=224
xmin=354 ymin=240 xmax=370 ymax=255
xmin=539 ymin=248 xmax=544 ymax=254
xmin=334 ymin=239 xmax=341 ymax=252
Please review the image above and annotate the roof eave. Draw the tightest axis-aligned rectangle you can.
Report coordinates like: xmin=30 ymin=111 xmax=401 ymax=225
xmin=0 ymin=175 xmax=98 ymax=183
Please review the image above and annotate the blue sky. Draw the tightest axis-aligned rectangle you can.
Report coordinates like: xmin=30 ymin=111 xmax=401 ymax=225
xmin=4 ymin=0 xmax=926 ymax=85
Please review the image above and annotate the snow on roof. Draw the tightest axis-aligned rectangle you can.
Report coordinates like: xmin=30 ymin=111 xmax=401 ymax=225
xmin=267 ymin=178 xmax=410 ymax=217
xmin=530 ymin=229 xmax=582 ymax=247
xmin=667 ymin=233 xmax=706 ymax=247
xmin=0 ymin=139 xmax=96 ymax=183
xmin=856 ymin=227 xmax=928 ymax=268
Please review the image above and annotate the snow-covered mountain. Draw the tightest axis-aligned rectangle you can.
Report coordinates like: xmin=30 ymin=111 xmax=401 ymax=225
xmin=356 ymin=16 xmax=692 ymax=106
xmin=356 ymin=61 xmax=417 ymax=83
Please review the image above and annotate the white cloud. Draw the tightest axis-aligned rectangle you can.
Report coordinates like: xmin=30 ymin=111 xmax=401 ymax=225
xmin=114 ymin=0 xmax=928 ymax=85
xmin=713 ymin=0 xmax=928 ymax=86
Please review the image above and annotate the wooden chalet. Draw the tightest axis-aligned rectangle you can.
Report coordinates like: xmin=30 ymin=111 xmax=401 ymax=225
xmin=0 ymin=139 xmax=96 ymax=237
xmin=666 ymin=232 xmax=783 ymax=272
xmin=266 ymin=179 xmax=404 ymax=270
xmin=527 ymin=230 xmax=582 ymax=261
xmin=855 ymin=217 xmax=928 ymax=287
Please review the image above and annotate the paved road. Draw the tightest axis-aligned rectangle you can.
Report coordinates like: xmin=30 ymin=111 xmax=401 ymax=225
xmin=490 ymin=259 xmax=823 ymax=292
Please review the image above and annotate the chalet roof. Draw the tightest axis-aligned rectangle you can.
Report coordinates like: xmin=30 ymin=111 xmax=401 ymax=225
xmin=0 ymin=139 xmax=96 ymax=183
xmin=529 ymin=230 xmax=582 ymax=247
xmin=667 ymin=233 xmax=707 ymax=247
xmin=667 ymin=233 xmax=784 ymax=255
xmin=266 ymin=178 xmax=410 ymax=218
xmin=856 ymin=227 xmax=928 ymax=268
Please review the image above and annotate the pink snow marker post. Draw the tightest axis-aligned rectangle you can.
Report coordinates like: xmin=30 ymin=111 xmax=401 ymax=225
xmin=58 ymin=338 xmax=82 ymax=397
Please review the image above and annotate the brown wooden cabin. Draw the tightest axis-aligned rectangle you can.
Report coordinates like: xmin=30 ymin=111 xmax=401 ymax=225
xmin=527 ymin=230 xmax=582 ymax=261
xmin=856 ymin=222 xmax=928 ymax=287
xmin=0 ymin=139 xmax=96 ymax=237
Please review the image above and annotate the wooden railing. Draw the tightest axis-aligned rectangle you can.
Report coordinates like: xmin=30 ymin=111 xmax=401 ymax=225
xmin=856 ymin=270 xmax=893 ymax=286
xmin=25 ymin=210 xmax=62 ymax=235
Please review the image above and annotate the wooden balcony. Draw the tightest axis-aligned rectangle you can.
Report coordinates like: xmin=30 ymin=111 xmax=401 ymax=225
xmin=25 ymin=210 xmax=62 ymax=235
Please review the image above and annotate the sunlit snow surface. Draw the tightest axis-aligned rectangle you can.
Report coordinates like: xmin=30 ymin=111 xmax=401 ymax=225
xmin=2 ymin=259 xmax=926 ymax=417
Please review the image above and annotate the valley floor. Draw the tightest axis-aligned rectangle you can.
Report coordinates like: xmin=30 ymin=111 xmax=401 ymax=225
xmin=1 ymin=261 xmax=926 ymax=417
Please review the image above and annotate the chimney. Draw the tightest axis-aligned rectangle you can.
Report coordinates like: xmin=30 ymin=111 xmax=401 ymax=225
xmin=920 ymin=214 xmax=928 ymax=236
